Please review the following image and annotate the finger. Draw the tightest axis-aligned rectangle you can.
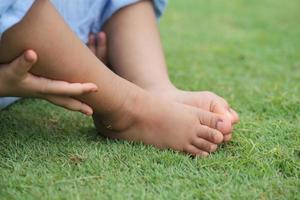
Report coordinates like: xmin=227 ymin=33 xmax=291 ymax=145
xmin=10 ymin=50 xmax=37 ymax=76
xmin=32 ymin=77 xmax=98 ymax=96
xmin=46 ymin=95 xmax=93 ymax=115
xmin=87 ymin=34 xmax=96 ymax=55
xmin=96 ymin=32 xmax=108 ymax=64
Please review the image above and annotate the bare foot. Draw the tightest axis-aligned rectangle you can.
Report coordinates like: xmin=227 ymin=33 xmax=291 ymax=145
xmin=93 ymin=89 xmax=232 ymax=156
xmin=89 ymin=32 xmax=238 ymax=142
xmin=88 ymin=32 xmax=239 ymax=141
xmin=147 ymin=87 xmax=239 ymax=142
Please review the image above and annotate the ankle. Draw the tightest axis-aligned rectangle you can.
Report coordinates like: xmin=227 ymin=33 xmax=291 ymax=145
xmin=93 ymin=84 xmax=144 ymax=132
xmin=144 ymin=82 xmax=177 ymax=93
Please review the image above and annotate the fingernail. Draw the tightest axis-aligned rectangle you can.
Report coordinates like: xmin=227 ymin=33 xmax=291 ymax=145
xmin=83 ymin=107 xmax=93 ymax=116
xmin=84 ymin=111 xmax=93 ymax=116
xmin=91 ymin=87 xmax=98 ymax=92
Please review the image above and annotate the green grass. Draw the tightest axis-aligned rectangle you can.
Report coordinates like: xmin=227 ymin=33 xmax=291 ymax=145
xmin=1 ymin=0 xmax=299 ymax=199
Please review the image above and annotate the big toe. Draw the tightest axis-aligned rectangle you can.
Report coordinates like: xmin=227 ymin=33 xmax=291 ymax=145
xmin=216 ymin=117 xmax=232 ymax=134
xmin=229 ymin=108 xmax=239 ymax=124
xmin=197 ymin=109 xmax=232 ymax=134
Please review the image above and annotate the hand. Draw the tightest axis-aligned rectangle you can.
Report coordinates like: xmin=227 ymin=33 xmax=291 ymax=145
xmin=0 ymin=50 xmax=98 ymax=115
xmin=87 ymin=32 xmax=108 ymax=64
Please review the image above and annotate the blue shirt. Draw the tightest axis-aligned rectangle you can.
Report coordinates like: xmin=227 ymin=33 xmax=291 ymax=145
xmin=0 ymin=0 xmax=167 ymax=109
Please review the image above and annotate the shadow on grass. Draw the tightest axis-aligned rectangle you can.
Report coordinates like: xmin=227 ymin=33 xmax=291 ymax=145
xmin=0 ymin=99 xmax=112 ymax=147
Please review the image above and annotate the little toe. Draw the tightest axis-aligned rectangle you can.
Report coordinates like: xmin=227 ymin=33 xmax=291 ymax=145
xmin=184 ymin=145 xmax=209 ymax=157
xmin=223 ymin=133 xmax=232 ymax=142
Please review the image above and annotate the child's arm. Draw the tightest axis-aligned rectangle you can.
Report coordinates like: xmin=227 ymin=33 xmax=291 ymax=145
xmin=0 ymin=0 xmax=231 ymax=155
xmin=0 ymin=49 xmax=97 ymax=115
xmin=0 ymin=0 xmax=136 ymax=120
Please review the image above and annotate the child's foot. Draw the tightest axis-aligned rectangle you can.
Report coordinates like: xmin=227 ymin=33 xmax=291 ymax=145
xmin=93 ymin=89 xmax=232 ymax=156
xmin=147 ymin=87 xmax=239 ymax=141
xmin=89 ymin=32 xmax=238 ymax=142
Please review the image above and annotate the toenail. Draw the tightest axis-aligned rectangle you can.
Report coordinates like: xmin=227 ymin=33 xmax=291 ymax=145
xmin=210 ymin=145 xmax=217 ymax=152
xmin=211 ymin=131 xmax=222 ymax=143
xmin=227 ymin=107 xmax=231 ymax=112
xmin=202 ymin=152 xmax=209 ymax=157
xmin=216 ymin=119 xmax=224 ymax=130
xmin=227 ymin=108 xmax=232 ymax=115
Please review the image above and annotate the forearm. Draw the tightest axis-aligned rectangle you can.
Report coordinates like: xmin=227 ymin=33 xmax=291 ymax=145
xmin=103 ymin=0 xmax=174 ymax=90
xmin=0 ymin=0 xmax=133 ymax=116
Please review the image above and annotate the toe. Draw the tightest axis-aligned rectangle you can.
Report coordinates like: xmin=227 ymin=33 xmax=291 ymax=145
xmin=207 ymin=93 xmax=238 ymax=125
xmin=229 ymin=108 xmax=239 ymax=124
xmin=184 ymin=145 xmax=209 ymax=157
xmin=210 ymin=97 xmax=233 ymax=121
xmin=192 ymin=138 xmax=218 ymax=153
xmin=197 ymin=125 xmax=224 ymax=144
xmin=217 ymin=117 xmax=233 ymax=134
xmin=197 ymin=109 xmax=232 ymax=134
xmin=223 ymin=133 xmax=232 ymax=142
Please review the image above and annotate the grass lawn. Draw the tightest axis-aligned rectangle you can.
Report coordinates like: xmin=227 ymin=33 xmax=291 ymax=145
xmin=0 ymin=0 xmax=299 ymax=199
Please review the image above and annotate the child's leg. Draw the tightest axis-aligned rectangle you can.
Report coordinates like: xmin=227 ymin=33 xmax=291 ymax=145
xmin=0 ymin=0 xmax=232 ymax=156
xmin=103 ymin=1 xmax=171 ymax=90
xmin=102 ymin=1 xmax=239 ymax=140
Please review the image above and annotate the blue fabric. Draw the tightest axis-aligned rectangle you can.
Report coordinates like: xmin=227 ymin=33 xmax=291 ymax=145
xmin=0 ymin=97 xmax=20 ymax=110
xmin=0 ymin=0 xmax=167 ymax=110
xmin=0 ymin=0 xmax=167 ymax=43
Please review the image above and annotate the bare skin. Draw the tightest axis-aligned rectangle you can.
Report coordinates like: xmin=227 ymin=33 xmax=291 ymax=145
xmin=88 ymin=33 xmax=237 ymax=142
xmin=87 ymin=32 xmax=107 ymax=65
xmin=0 ymin=0 xmax=232 ymax=156
xmin=90 ymin=1 xmax=239 ymax=141
xmin=0 ymin=49 xmax=98 ymax=115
